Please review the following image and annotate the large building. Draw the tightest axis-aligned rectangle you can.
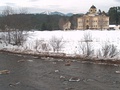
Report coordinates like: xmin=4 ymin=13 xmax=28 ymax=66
xmin=77 ymin=5 xmax=109 ymax=30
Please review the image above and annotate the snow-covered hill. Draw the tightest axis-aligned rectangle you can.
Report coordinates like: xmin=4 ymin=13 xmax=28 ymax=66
xmin=40 ymin=11 xmax=73 ymax=16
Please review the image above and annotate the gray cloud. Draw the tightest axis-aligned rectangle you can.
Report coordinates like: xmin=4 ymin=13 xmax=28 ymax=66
xmin=0 ymin=6 xmax=5 ymax=13
xmin=5 ymin=3 xmax=16 ymax=6
xmin=115 ymin=0 xmax=120 ymax=2
xmin=27 ymin=7 xmax=47 ymax=13
xmin=47 ymin=5 xmax=62 ymax=9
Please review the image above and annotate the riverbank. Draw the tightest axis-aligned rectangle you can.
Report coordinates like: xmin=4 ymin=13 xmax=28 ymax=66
xmin=1 ymin=30 xmax=120 ymax=65
xmin=1 ymin=49 xmax=120 ymax=66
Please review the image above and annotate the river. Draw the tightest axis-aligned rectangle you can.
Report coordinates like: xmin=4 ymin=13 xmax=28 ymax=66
xmin=0 ymin=52 xmax=120 ymax=90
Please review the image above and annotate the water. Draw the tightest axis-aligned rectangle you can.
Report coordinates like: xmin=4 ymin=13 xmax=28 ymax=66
xmin=0 ymin=52 xmax=120 ymax=90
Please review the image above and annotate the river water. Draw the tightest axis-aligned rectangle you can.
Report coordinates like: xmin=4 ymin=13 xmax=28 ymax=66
xmin=0 ymin=52 xmax=120 ymax=90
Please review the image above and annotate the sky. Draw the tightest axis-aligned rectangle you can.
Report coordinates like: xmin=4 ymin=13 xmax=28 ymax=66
xmin=0 ymin=0 xmax=120 ymax=14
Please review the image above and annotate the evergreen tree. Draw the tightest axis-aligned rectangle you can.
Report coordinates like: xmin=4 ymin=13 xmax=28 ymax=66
xmin=108 ymin=6 xmax=120 ymax=25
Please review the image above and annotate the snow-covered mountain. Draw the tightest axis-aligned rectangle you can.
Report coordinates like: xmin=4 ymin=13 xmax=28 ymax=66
xmin=66 ymin=13 xmax=74 ymax=16
xmin=40 ymin=11 xmax=73 ymax=16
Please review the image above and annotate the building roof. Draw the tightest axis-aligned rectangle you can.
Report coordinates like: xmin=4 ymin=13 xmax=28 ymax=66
xmin=90 ymin=5 xmax=96 ymax=9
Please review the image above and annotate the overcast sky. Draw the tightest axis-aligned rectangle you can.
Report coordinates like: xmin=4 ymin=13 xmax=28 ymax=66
xmin=0 ymin=0 xmax=120 ymax=14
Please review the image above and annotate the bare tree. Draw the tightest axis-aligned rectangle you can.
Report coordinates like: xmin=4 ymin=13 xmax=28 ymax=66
xmin=2 ymin=6 xmax=14 ymax=16
xmin=83 ymin=32 xmax=92 ymax=42
xmin=49 ymin=36 xmax=65 ymax=53
xmin=1 ymin=6 xmax=29 ymax=46
xmin=109 ymin=44 xmax=119 ymax=58
xmin=0 ymin=32 xmax=8 ymax=46
xmin=59 ymin=17 xmax=70 ymax=30
xmin=99 ymin=42 xmax=119 ymax=58
xmin=19 ymin=7 xmax=28 ymax=14
xmin=10 ymin=30 xmax=28 ymax=45
xmin=2 ymin=6 xmax=15 ymax=44
xmin=34 ymin=39 xmax=50 ymax=53
xmin=78 ymin=32 xmax=94 ymax=57
xmin=0 ymin=30 xmax=27 ymax=46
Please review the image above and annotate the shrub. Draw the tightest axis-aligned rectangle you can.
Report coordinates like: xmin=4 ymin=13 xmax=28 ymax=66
xmin=49 ymin=36 xmax=65 ymax=53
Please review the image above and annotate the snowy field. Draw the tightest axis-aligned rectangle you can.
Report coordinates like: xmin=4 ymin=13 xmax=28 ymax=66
xmin=0 ymin=30 xmax=120 ymax=59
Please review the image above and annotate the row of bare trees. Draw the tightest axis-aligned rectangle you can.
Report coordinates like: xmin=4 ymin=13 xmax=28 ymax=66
xmin=0 ymin=6 xmax=29 ymax=46
xmin=0 ymin=30 xmax=27 ymax=46
xmin=78 ymin=32 xmax=119 ymax=58
xmin=33 ymin=36 xmax=65 ymax=53
xmin=2 ymin=6 xmax=28 ymax=16
xmin=98 ymin=43 xmax=119 ymax=58
xmin=22 ymin=33 xmax=119 ymax=59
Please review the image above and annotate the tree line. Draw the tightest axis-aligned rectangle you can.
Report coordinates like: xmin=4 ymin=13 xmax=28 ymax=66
xmin=108 ymin=6 xmax=120 ymax=25
xmin=0 ymin=10 xmax=63 ymax=31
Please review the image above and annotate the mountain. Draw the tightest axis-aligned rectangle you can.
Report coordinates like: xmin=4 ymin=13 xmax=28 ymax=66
xmin=66 ymin=13 xmax=74 ymax=16
xmin=40 ymin=11 xmax=52 ymax=15
xmin=40 ymin=11 xmax=74 ymax=16
xmin=50 ymin=11 xmax=65 ymax=16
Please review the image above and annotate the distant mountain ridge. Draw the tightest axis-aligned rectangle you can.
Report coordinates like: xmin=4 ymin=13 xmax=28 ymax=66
xmin=40 ymin=11 xmax=74 ymax=16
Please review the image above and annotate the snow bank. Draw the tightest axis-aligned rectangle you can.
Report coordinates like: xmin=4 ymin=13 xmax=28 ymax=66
xmin=0 ymin=30 xmax=120 ymax=59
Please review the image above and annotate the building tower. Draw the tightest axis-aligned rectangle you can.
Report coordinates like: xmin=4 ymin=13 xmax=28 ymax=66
xmin=89 ymin=5 xmax=97 ymax=14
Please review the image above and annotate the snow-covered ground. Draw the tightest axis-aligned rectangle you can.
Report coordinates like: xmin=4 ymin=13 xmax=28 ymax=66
xmin=0 ymin=30 xmax=120 ymax=59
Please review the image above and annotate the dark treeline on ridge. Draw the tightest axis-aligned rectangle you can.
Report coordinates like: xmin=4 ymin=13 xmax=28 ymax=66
xmin=108 ymin=6 xmax=120 ymax=25
xmin=0 ymin=14 xmax=65 ymax=31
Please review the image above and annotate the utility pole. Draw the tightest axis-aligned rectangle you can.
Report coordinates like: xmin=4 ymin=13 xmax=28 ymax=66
xmin=116 ymin=7 xmax=118 ymax=26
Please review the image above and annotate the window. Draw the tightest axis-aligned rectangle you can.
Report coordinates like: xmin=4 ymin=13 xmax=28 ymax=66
xmin=86 ymin=20 xmax=89 ymax=22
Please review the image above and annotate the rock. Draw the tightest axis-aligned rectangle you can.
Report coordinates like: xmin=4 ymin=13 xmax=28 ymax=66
xmin=17 ymin=60 xmax=25 ymax=62
xmin=65 ymin=61 xmax=71 ymax=66
xmin=52 ymin=62 xmax=57 ymax=64
xmin=27 ymin=60 xmax=33 ymax=62
xmin=115 ymin=71 xmax=120 ymax=74
xmin=63 ymin=81 xmax=68 ymax=85
xmin=65 ymin=87 xmax=74 ymax=90
xmin=33 ymin=56 xmax=39 ymax=59
xmin=0 ymin=70 xmax=10 ymax=75
xmin=15 ymin=82 xmax=21 ymax=85
xmin=9 ymin=82 xmax=20 ymax=87
xmin=69 ymin=77 xmax=80 ymax=82
xmin=9 ymin=84 xmax=15 ymax=87
xmin=60 ymin=75 xmax=65 ymax=79
xmin=58 ymin=59 xmax=63 ymax=62
xmin=87 ymin=79 xmax=94 ymax=82
xmin=55 ymin=70 xmax=59 ymax=72
xmin=114 ymin=64 xmax=119 ymax=66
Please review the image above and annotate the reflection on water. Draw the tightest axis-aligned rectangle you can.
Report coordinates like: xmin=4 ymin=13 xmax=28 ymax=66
xmin=0 ymin=52 xmax=120 ymax=90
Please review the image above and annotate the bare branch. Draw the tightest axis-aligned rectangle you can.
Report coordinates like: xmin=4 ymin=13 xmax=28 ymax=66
xmin=49 ymin=36 xmax=65 ymax=53
xmin=99 ymin=42 xmax=119 ymax=58
xmin=78 ymin=32 xmax=94 ymax=57
xmin=19 ymin=7 xmax=28 ymax=14
xmin=34 ymin=39 xmax=50 ymax=53
xmin=2 ymin=6 xmax=14 ymax=16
